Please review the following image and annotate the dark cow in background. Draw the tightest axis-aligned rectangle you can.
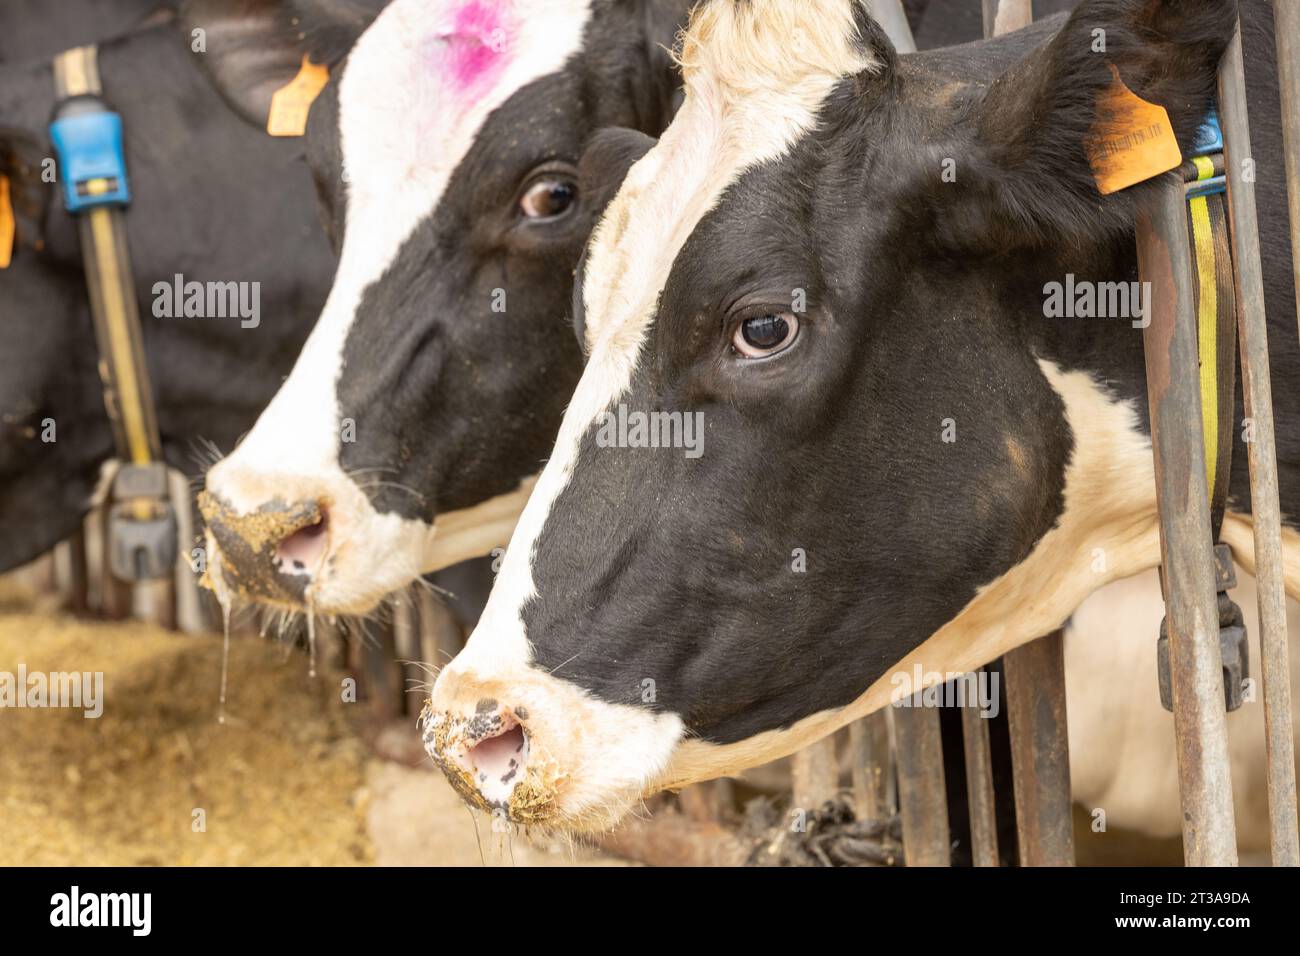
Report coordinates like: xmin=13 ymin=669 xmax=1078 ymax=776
xmin=0 ymin=0 xmax=170 ymax=63
xmin=424 ymin=0 xmax=1296 ymax=832
xmin=0 ymin=5 xmax=358 ymax=571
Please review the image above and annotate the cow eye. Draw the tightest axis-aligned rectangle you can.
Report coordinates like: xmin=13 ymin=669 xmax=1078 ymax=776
xmin=732 ymin=312 xmax=799 ymax=358
xmin=519 ymin=176 xmax=577 ymax=220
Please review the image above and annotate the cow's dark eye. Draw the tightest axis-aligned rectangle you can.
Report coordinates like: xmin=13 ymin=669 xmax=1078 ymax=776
xmin=519 ymin=177 xmax=577 ymax=219
xmin=732 ymin=313 xmax=799 ymax=358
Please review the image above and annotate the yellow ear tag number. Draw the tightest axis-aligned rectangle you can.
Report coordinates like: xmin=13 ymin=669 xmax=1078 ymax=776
xmin=1088 ymin=65 xmax=1183 ymax=196
xmin=0 ymin=175 xmax=14 ymax=269
xmin=267 ymin=56 xmax=330 ymax=137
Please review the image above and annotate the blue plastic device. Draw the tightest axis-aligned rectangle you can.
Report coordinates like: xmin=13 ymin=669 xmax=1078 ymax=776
xmin=49 ymin=100 xmax=131 ymax=212
xmin=1186 ymin=108 xmax=1226 ymax=199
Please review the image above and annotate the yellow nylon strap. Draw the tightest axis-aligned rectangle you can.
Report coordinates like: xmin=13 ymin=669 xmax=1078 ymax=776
xmin=53 ymin=45 xmax=101 ymax=97
xmin=87 ymin=208 xmax=152 ymax=466
xmin=1189 ymin=154 xmax=1219 ymax=496
xmin=55 ymin=46 xmax=158 ymax=477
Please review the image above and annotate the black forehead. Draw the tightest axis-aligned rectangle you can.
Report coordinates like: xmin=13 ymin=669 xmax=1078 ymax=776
xmin=653 ymin=86 xmax=887 ymax=347
xmin=646 ymin=21 xmax=1053 ymax=352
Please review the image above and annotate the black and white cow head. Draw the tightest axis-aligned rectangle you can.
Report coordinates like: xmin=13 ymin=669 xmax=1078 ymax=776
xmin=194 ymin=0 xmax=691 ymax=612
xmin=424 ymin=0 xmax=1239 ymax=830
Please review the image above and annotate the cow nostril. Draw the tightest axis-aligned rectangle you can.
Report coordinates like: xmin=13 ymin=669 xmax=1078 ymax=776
xmin=466 ymin=722 xmax=528 ymax=803
xmin=274 ymin=507 xmax=330 ymax=576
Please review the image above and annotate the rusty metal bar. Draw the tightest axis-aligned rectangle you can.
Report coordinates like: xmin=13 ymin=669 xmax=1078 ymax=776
xmin=1218 ymin=18 xmax=1300 ymax=866
xmin=982 ymin=0 xmax=1076 ymax=872
xmin=1003 ymin=632 xmax=1074 ymax=865
xmin=791 ymin=737 xmax=840 ymax=812
xmin=848 ymin=712 xmax=895 ymax=823
xmin=52 ymin=531 xmax=89 ymax=614
xmin=1277 ymin=0 xmax=1300 ymax=333
xmin=1137 ymin=171 xmax=1239 ymax=866
xmin=982 ymin=0 xmax=1032 ymax=39
xmin=866 ymin=0 xmax=917 ymax=53
xmin=892 ymin=703 xmax=950 ymax=866
xmin=959 ymin=671 xmax=1001 ymax=866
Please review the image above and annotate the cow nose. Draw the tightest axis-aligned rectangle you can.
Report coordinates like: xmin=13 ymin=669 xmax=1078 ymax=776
xmin=198 ymin=491 xmax=330 ymax=603
xmin=464 ymin=706 xmax=530 ymax=805
xmin=274 ymin=509 xmax=330 ymax=575
xmin=422 ymin=691 xmax=534 ymax=812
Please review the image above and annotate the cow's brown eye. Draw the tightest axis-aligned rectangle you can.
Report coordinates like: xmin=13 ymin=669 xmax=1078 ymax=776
xmin=733 ymin=313 xmax=799 ymax=358
xmin=519 ymin=177 xmax=577 ymax=219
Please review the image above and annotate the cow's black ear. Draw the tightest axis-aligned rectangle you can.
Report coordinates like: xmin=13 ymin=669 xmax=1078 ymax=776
xmin=940 ymin=0 xmax=1234 ymax=249
xmin=573 ymin=128 xmax=659 ymax=351
xmin=638 ymin=0 xmax=695 ymax=126
xmin=579 ymin=127 xmax=659 ymax=209
xmin=180 ymin=0 xmax=377 ymax=129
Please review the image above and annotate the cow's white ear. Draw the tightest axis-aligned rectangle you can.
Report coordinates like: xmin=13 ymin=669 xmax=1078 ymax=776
xmin=181 ymin=0 xmax=376 ymax=130
xmin=951 ymin=0 xmax=1233 ymax=248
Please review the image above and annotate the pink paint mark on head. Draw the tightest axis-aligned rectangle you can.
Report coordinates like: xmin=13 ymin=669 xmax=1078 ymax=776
xmin=435 ymin=0 xmax=514 ymax=95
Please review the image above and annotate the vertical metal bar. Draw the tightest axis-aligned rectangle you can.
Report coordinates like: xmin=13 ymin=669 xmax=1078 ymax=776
xmin=392 ymin=591 xmax=421 ymax=713
xmin=1137 ymin=172 xmax=1239 ymax=866
xmin=362 ymin=621 xmax=401 ymax=722
xmin=893 ymin=703 xmax=950 ymax=866
xmin=866 ymin=0 xmax=917 ymax=53
xmin=1276 ymin=0 xmax=1300 ymax=333
xmin=417 ymin=587 xmax=464 ymax=674
xmin=170 ymin=468 xmax=208 ymax=634
xmin=53 ymin=532 xmax=89 ymax=615
xmin=848 ymin=712 xmax=895 ymax=823
xmin=1003 ymin=632 xmax=1074 ymax=865
xmin=983 ymin=0 xmax=1075 ymax=871
xmin=982 ymin=0 xmax=1032 ymax=39
xmin=679 ymin=780 xmax=735 ymax=823
xmin=791 ymin=737 xmax=840 ymax=811
xmin=1218 ymin=19 xmax=1300 ymax=866
xmin=959 ymin=672 xmax=1001 ymax=866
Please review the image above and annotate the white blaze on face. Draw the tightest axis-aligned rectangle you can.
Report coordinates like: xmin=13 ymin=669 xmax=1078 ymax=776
xmin=204 ymin=0 xmax=594 ymax=610
xmin=436 ymin=0 xmax=877 ymax=821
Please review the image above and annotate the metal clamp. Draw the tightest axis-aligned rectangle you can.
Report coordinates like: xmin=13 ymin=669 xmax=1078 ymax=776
xmin=1158 ymin=544 xmax=1250 ymax=712
xmin=107 ymin=463 xmax=177 ymax=582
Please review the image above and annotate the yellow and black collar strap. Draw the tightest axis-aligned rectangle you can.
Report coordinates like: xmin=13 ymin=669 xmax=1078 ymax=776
xmin=1180 ymin=123 xmax=1237 ymax=543
xmin=52 ymin=46 xmax=176 ymax=580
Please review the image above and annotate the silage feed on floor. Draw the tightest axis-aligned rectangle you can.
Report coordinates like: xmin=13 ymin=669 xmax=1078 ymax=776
xmin=0 ymin=604 xmax=372 ymax=866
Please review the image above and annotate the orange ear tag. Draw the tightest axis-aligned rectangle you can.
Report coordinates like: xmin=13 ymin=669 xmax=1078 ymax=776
xmin=267 ymin=56 xmax=330 ymax=137
xmin=1087 ymin=65 xmax=1183 ymax=196
xmin=0 ymin=175 xmax=14 ymax=269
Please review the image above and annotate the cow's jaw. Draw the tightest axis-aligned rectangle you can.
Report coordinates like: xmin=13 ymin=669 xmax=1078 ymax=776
xmin=652 ymin=360 xmax=1165 ymax=791
xmin=200 ymin=0 xmax=593 ymax=614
